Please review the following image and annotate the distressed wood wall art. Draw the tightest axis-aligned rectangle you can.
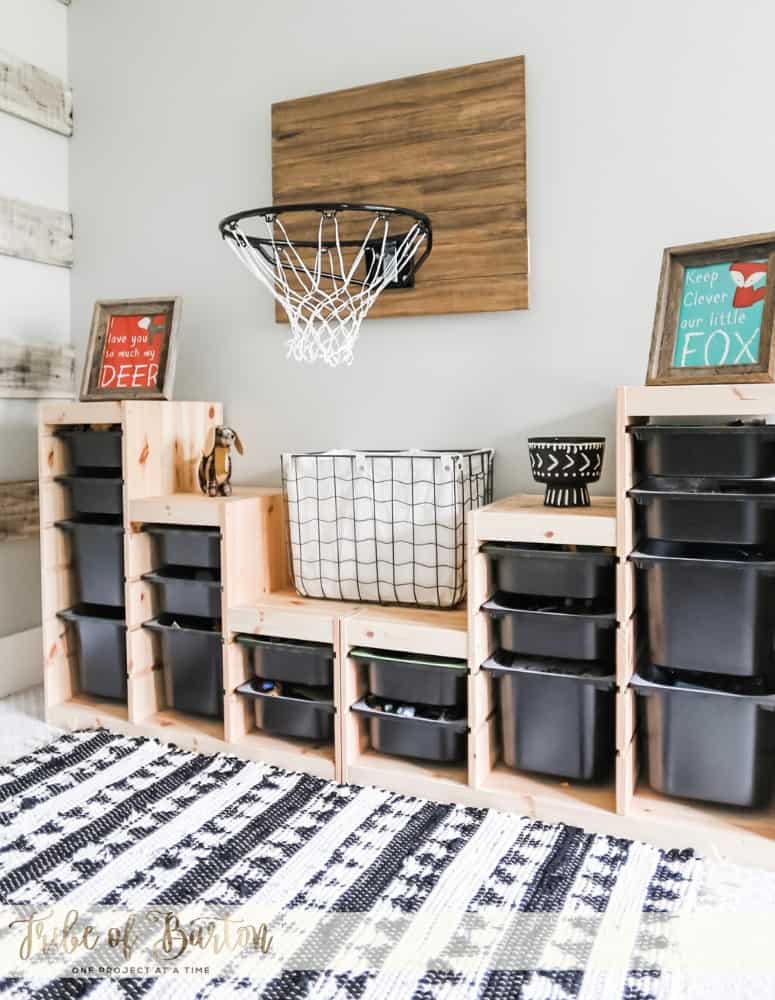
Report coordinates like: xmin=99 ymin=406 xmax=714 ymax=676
xmin=0 ymin=196 xmax=73 ymax=268
xmin=81 ymin=298 xmax=182 ymax=401
xmin=0 ymin=480 xmax=39 ymax=542
xmin=272 ymin=56 xmax=528 ymax=320
xmin=647 ymin=231 xmax=775 ymax=385
xmin=0 ymin=340 xmax=75 ymax=398
xmin=0 ymin=50 xmax=73 ymax=136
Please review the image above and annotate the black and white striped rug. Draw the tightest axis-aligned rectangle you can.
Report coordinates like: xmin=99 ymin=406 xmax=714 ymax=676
xmin=0 ymin=729 xmax=734 ymax=998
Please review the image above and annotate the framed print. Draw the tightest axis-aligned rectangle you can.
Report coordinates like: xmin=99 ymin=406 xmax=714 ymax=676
xmin=647 ymin=232 xmax=775 ymax=385
xmin=80 ymin=297 xmax=182 ymax=401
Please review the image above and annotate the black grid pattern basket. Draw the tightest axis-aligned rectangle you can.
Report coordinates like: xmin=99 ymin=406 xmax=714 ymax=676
xmin=282 ymin=449 xmax=494 ymax=607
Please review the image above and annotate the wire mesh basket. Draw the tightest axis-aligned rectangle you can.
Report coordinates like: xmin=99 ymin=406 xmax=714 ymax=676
xmin=281 ymin=449 xmax=494 ymax=608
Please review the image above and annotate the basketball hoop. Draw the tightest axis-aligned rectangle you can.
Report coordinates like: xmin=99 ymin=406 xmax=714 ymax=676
xmin=219 ymin=203 xmax=432 ymax=366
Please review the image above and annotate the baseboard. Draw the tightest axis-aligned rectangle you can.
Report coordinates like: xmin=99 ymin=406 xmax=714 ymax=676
xmin=0 ymin=625 xmax=42 ymax=698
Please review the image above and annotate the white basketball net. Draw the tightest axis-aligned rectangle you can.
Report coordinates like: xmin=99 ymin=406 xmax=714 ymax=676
xmin=223 ymin=209 xmax=429 ymax=367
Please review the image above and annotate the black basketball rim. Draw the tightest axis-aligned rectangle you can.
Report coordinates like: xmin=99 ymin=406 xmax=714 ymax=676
xmin=218 ymin=202 xmax=433 ymax=275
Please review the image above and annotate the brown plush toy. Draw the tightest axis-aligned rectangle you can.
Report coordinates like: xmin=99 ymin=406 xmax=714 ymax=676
xmin=198 ymin=425 xmax=244 ymax=497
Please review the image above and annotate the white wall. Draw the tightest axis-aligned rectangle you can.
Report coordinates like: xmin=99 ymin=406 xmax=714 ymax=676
xmin=68 ymin=0 xmax=775 ymax=497
xmin=0 ymin=0 xmax=69 ymax=641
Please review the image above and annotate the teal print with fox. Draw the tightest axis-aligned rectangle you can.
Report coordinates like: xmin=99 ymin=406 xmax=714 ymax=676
xmin=672 ymin=260 xmax=768 ymax=368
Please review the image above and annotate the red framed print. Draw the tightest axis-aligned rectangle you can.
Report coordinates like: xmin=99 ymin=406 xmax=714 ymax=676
xmin=80 ymin=297 xmax=182 ymax=401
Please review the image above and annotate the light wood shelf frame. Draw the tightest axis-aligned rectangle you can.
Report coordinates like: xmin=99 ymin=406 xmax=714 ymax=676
xmin=39 ymin=395 xmax=775 ymax=868
xmin=467 ymin=494 xmax=620 ymax=825
xmin=339 ymin=603 xmax=473 ymax=803
xmin=40 ymin=400 xmax=226 ymax=746
xmin=616 ymin=384 xmax=775 ymax=864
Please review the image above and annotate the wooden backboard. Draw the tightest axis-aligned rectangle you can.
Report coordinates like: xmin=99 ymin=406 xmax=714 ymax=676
xmin=271 ymin=56 xmax=527 ymax=320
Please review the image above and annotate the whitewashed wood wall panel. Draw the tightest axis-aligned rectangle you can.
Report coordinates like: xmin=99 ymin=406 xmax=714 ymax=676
xmin=0 ymin=49 xmax=72 ymax=136
xmin=0 ymin=196 xmax=73 ymax=268
xmin=0 ymin=339 xmax=75 ymax=398
xmin=0 ymin=480 xmax=39 ymax=542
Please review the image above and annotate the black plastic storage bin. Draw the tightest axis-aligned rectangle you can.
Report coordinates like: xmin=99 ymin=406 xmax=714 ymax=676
xmin=482 ymin=596 xmax=616 ymax=663
xmin=632 ymin=666 xmax=775 ymax=807
xmin=143 ymin=615 xmax=223 ymax=718
xmin=482 ymin=654 xmax=614 ymax=781
xmin=143 ymin=524 xmax=221 ymax=570
xmin=351 ymin=698 xmax=467 ymax=763
xmin=629 ymin=423 xmax=775 ymax=479
xmin=482 ymin=543 xmax=615 ymax=604
xmin=237 ymin=680 xmax=335 ymax=741
xmin=55 ymin=474 xmax=123 ymax=518
xmin=142 ymin=568 xmax=222 ymax=619
xmin=54 ymin=426 xmax=123 ymax=471
xmin=629 ymin=478 xmax=775 ymax=546
xmin=235 ymin=634 xmax=334 ymax=686
xmin=57 ymin=605 xmax=127 ymax=701
xmin=631 ymin=541 xmax=775 ymax=677
xmin=55 ymin=518 xmax=125 ymax=607
xmin=350 ymin=648 xmax=467 ymax=707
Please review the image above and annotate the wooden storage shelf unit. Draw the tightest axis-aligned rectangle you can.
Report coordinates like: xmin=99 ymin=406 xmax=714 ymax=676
xmin=617 ymin=384 xmax=775 ymax=866
xmin=340 ymin=603 xmax=472 ymax=803
xmin=468 ymin=494 xmax=620 ymax=830
xmin=227 ymin=590 xmax=360 ymax=781
xmin=41 ymin=400 xmax=227 ymax=744
xmin=128 ymin=488 xmax=287 ymax=748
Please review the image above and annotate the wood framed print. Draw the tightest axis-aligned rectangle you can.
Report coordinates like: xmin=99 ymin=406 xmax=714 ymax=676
xmin=80 ymin=298 xmax=181 ymax=401
xmin=647 ymin=232 xmax=775 ymax=385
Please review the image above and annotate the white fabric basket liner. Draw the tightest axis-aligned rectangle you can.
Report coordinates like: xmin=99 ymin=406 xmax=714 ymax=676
xmin=282 ymin=449 xmax=494 ymax=607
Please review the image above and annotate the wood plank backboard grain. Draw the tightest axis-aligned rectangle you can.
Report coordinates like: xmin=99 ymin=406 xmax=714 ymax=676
xmin=272 ymin=56 xmax=527 ymax=320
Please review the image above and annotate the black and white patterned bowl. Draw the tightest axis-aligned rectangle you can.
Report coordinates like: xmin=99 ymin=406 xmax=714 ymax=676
xmin=528 ymin=437 xmax=606 ymax=507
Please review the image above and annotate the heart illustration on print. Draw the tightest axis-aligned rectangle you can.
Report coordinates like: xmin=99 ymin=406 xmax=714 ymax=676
xmin=137 ymin=317 xmax=152 ymax=331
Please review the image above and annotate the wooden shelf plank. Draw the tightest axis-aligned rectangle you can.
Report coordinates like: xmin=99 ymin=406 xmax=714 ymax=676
xmin=472 ymin=493 xmax=616 ymax=547
xmin=129 ymin=487 xmax=280 ymax=528
xmin=622 ymin=382 xmax=775 ymax=418
xmin=40 ymin=401 xmax=122 ymax=425
xmin=232 ymin=728 xmax=335 ymax=780
xmin=346 ymin=749 xmax=475 ymax=804
xmin=346 ymin=603 xmax=467 ymax=659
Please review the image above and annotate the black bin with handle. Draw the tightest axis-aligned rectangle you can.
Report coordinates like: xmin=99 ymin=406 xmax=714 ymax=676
xmin=237 ymin=680 xmax=334 ymax=741
xmin=350 ymin=647 xmax=467 ymax=707
xmin=55 ymin=474 xmax=124 ymax=518
xmin=143 ymin=615 xmax=223 ymax=719
xmin=54 ymin=426 xmax=123 ymax=472
xmin=55 ymin=518 xmax=125 ymax=607
xmin=630 ymin=541 xmax=775 ymax=678
xmin=143 ymin=524 xmax=221 ymax=570
xmin=632 ymin=666 xmax=775 ymax=808
xmin=57 ymin=605 xmax=127 ymax=701
xmin=482 ymin=595 xmax=616 ymax=663
xmin=629 ymin=423 xmax=775 ymax=479
xmin=142 ymin=568 xmax=222 ymax=620
xmin=351 ymin=698 xmax=467 ymax=763
xmin=629 ymin=478 xmax=775 ymax=547
xmin=482 ymin=542 xmax=615 ymax=604
xmin=235 ymin=634 xmax=334 ymax=687
xmin=482 ymin=654 xmax=614 ymax=781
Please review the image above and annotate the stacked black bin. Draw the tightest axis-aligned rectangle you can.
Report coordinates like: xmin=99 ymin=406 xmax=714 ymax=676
xmin=350 ymin=649 xmax=468 ymax=763
xmin=141 ymin=525 xmax=224 ymax=719
xmin=628 ymin=423 xmax=775 ymax=807
xmin=480 ymin=543 xmax=616 ymax=781
xmin=54 ymin=426 xmax=127 ymax=701
xmin=235 ymin=635 xmax=336 ymax=741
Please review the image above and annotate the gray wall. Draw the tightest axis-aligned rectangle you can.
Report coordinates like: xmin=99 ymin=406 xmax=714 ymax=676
xmin=0 ymin=0 xmax=69 ymax=641
xmin=69 ymin=0 xmax=775 ymax=498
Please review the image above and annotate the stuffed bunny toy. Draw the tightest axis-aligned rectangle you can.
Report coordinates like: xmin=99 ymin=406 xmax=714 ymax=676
xmin=198 ymin=425 xmax=244 ymax=497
